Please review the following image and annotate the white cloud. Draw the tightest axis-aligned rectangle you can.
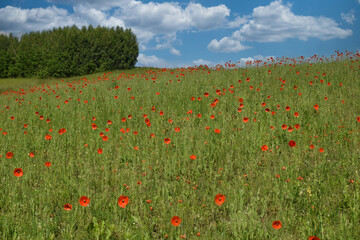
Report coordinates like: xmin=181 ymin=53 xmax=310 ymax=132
xmin=208 ymin=0 xmax=353 ymax=52
xmin=192 ymin=59 xmax=214 ymax=66
xmin=136 ymin=53 xmax=169 ymax=68
xmin=116 ymin=1 xmax=230 ymax=35
xmin=227 ymin=16 xmax=249 ymax=28
xmin=170 ymin=48 xmax=181 ymax=56
xmin=0 ymin=5 xmax=125 ymax=36
xmin=0 ymin=6 xmax=75 ymax=35
xmin=184 ymin=3 xmax=230 ymax=30
xmin=73 ymin=5 xmax=123 ymax=27
xmin=341 ymin=10 xmax=356 ymax=24
xmin=208 ymin=37 xmax=250 ymax=52
xmin=47 ymin=0 xmax=129 ymax=10
xmin=234 ymin=0 xmax=352 ymax=42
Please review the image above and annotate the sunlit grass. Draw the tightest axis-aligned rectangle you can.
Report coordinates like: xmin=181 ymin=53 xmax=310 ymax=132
xmin=0 ymin=55 xmax=359 ymax=239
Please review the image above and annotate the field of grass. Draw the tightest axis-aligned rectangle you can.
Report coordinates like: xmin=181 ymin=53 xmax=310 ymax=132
xmin=1 ymin=54 xmax=360 ymax=240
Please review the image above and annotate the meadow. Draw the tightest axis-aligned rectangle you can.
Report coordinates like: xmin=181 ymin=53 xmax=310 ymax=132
xmin=0 ymin=52 xmax=359 ymax=240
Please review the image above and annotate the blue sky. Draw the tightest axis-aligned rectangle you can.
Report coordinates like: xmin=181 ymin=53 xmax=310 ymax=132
xmin=0 ymin=0 xmax=359 ymax=67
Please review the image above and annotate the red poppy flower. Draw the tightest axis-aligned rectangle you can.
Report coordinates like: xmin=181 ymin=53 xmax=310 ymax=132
xmin=357 ymin=116 xmax=360 ymax=122
xmin=13 ymin=168 xmax=23 ymax=177
xmin=272 ymin=220 xmax=282 ymax=229
xmin=214 ymin=129 xmax=221 ymax=134
xmin=215 ymin=194 xmax=225 ymax=206
xmin=6 ymin=151 xmax=13 ymax=159
xmin=285 ymin=106 xmax=290 ymax=111
xmin=319 ymin=148 xmax=324 ymax=153
xmin=309 ymin=145 xmax=314 ymax=149
xmin=79 ymin=196 xmax=90 ymax=206
xmin=190 ymin=155 xmax=196 ymax=160
xmin=243 ymin=117 xmax=249 ymax=123
xmin=107 ymin=120 xmax=112 ymax=125
xmin=63 ymin=203 xmax=72 ymax=211
xmin=314 ymin=105 xmax=319 ymax=111
xmin=171 ymin=216 xmax=181 ymax=226
xmin=118 ymin=195 xmax=129 ymax=208
xmin=45 ymin=162 xmax=51 ymax=167
xmin=164 ymin=138 xmax=171 ymax=144
xmin=58 ymin=128 xmax=66 ymax=135
xmin=45 ymin=134 xmax=52 ymax=140
xmin=98 ymin=148 xmax=103 ymax=154
xmin=261 ymin=145 xmax=268 ymax=151
xmin=175 ymin=127 xmax=180 ymax=132
xmin=294 ymin=112 xmax=299 ymax=117
xmin=289 ymin=140 xmax=296 ymax=147
xmin=308 ymin=237 xmax=320 ymax=240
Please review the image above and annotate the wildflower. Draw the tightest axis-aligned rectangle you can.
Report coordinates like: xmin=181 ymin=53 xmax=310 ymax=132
xmin=13 ymin=168 xmax=23 ymax=177
xmin=118 ymin=195 xmax=129 ymax=208
xmin=79 ymin=196 xmax=90 ymax=207
xmin=63 ymin=203 xmax=72 ymax=211
xmin=272 ymin=220 xmax=282 ymax=229
xmin=289 ymin=140 xmax=296 ymax=147
xmin=215 ymin=194 xmax=225 ymax=206
xmin=6 ymin=151 xmax=14 ymax=159
xmin=171 ymin=216 xmax=181 ymax=226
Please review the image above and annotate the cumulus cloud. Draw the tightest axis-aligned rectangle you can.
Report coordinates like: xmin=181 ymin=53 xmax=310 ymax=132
xmin=341 ymin=10 xmax=356 ymax=24
xmin=170 ymin=48 xmax=181 ymax=56
xmin=114 ymin=1 xmax=230 ymax=52
xmin=234 ymin=0 xmax=352 ymax=42
xmin=115 ymin=1 xmax=230 ymax=36
xmin=137 ymin=53 xmax=169 ymax=68
xmin=192 ymin=59 xmax=215 ymax=66
xmin=208 ymin=37 xmax=250 ymax=52
xmin=227 ymin=16 xmax=249 ymax=28
xmin=46 ymin=0 xmax=129 ymax=10
xmin=0 ymin=6 xmax=75 ymax=35
xmin=208 ymin=0 xmax=353 ymax=52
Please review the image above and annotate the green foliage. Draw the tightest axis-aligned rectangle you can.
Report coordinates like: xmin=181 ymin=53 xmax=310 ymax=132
xmin=0 ymin=25 xmax=139 ymax=78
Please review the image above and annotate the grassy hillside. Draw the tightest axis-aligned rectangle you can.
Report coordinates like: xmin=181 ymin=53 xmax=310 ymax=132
xmin=0 ymin=56 xmax=359 ymax=239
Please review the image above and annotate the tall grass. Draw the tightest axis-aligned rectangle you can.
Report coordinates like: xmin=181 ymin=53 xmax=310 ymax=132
xmin=0 ymin=55 xmax=359 ymax=239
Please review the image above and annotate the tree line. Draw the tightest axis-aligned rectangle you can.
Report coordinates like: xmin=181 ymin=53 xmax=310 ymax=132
xmin=0 ymin=25 xmax=139 ymax=78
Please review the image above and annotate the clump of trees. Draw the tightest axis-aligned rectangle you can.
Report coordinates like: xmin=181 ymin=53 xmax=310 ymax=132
xmin=0 ymin=25 xmax=139 ymax=78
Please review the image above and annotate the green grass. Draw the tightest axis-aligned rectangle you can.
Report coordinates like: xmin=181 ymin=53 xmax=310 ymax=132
xmin=0 ymin=57 xmax=360 ymax=240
